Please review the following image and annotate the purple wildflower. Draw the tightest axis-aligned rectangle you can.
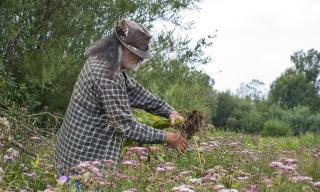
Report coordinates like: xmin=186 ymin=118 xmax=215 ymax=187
xmin=58 ymin=175 xmax=68 ymax=184
xmin=3 ymin=147 xmax=19 ymax=162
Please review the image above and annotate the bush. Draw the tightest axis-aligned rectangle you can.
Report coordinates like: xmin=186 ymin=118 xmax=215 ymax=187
xmin=262 ymin=119 xmax=291 ymax=137
xmin=309 ymin=114 xmax=320 ymax=134
xmin=287 ymin=106 xmax=311 ymax=135
xmin=0 ymin=60 xmax=40 ymax=110
xmin=225 ymin=99 xmax=265 ymax=134
xmin=240 ymin=109 xmax=265 ymax=134
xmin=212 ymin=91 xmax=236 ymax=127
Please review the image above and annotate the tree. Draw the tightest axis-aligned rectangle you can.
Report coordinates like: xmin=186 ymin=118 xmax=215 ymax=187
xmin=1 ymin=0 xmax=206 ymax=112
xmin=269 ymin=72 xmax=318 ymax=109
xmin=291 ymin=49 xmax=320 ymax=83
xmin=212 ymin=91 xmax=236 ymax=127
xmin=236 ymin=79 xmax=266 ymax=101
xmin=269 ymin=49 xmax=320 ymax=111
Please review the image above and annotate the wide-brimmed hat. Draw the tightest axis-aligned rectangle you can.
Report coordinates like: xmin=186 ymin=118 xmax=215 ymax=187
xmin=114 ymin=20 xmax=152 ymax=59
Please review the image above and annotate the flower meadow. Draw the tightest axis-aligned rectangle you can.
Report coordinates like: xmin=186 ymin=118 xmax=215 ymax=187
xmin=1 ymin=117 xmax=320 ymax=192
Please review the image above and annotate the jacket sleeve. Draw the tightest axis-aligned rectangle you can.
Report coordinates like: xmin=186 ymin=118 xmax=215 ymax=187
xmin=123 ymin=73 xmax=174 ymax=118
xmin=95 ymin=78 xmax=165 ymax=144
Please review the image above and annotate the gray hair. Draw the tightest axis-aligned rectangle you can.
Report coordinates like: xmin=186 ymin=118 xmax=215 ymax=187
xmin=86 ymin=34 xmax=123 ymax=73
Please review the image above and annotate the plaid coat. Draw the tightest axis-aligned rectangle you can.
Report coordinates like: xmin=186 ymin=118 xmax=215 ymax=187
xmin=54 ymin=56 xmax=174 ymax=174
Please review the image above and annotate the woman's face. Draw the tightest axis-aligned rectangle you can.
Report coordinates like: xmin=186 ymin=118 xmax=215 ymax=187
xmin=121 ymin=47 xmax=144 ymax=71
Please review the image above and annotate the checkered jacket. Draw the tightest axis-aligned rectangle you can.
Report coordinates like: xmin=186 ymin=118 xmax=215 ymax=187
xmin=54 ymin=56 xmax=174 ymax=174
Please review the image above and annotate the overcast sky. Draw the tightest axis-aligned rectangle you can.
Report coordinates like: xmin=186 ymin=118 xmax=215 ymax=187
xmin=180 ymin=0 xmax=320 ymax=93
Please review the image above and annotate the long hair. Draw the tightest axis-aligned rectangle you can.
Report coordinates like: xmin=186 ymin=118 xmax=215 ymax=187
xmin=86 ymin=33 xmax=122 ymax=73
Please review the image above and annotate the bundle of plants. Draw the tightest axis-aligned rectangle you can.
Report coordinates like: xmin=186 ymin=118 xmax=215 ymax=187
xmin=134 ymin=109 xmax=203 ymax=139
xmin=179 ymin=110 xmax=203 ymax=139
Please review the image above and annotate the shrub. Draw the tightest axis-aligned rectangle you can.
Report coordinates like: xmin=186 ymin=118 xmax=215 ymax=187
xmin=309 ymin=114 xmax=320 ymax=134
xmin=226 ymin=99 xmax=265 ymax=134
xmin=262 ymin=119 xmax=291 ymax=137
xmin=212 ymin=91 xmax=236 ymax=127
xmin=287 ymin=106 xmax=311 ymax=135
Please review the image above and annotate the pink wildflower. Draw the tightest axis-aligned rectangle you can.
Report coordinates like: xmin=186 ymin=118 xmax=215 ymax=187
xmin=178 ymin=171 xmax=192 ymax=177
xmin=149 ymin=146 xmax=160 ymax=153
xmin=227 ymin=142 xmax=240 ymax=147
xmin=188 ymin=177 xmax=202 ymax=184
xmin=172 ymin=184 xmax=195 ymax=192
xmin=139 ymin=156 xmax=148 ymax=161
xmin=269 ymin=161 xmax=283 ymax=168
xmin=89 ymin=166 xmax=102 ymax=178
xmin=43 ymin=189 xmax=54 ymax=192
xmin=122 ymin=160 xmax=139 ymax=167
xmin=240 ymin=185 xmax=258 ymax=192
xmin=213 ymin=184 xmax=225 ymax=190
xmin=289 ymin=176 xmax=313 ymax=184
xmin=240 ymin=149 xmax=254 ymax=155
xmin=0 ymin=167 xmax=4 ymax=183
xmin=3 ymin=147 xmax=19 ymax=162
xmin=0 ymin=117 xmax=10 ymax=129
xmin=203 ymin=172 xmax=219 ymax=182
xmin=91 ymin=161 xmax=102 ymax=167
xmin=314 ymin=181 xmax=320 ymax=188
xmin=280 ymin=158 xmax=298 ymax=165
xmin=263 ymin=178 xmax=273 ymax=188
xmin=219 ymin=189 xmax=238 ymax=192
xmin=122 ymin=189 xmax=137 ymax=192
xmin=31 ymin=136 xmax=42 ymax=141
xmin=156 ymin=162 xmax=175 ymax=172
xmin=103 ymin=159 xmax=115 ymax=167
xmin=126 ymin=147 xmax=149 ymax=156
xmin=279 ymin=165 xmax=296 ymax=173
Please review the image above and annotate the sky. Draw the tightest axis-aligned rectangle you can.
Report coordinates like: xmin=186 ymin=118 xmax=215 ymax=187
xmin=178 ymin=0 xmax=320 ymax=93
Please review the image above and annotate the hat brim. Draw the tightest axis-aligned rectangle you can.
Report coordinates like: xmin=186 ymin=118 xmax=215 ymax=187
xmin=114 ymin=26 xmax=151 ymax=59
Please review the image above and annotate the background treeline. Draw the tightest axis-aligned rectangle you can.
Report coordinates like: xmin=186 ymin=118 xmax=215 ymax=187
xmin=213 ymin=49 xmax=320 ymax=136
xmin=1 ymin=0 xmax=320 ymax=137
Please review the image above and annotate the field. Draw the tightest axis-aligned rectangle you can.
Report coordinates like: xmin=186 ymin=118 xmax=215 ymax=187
xmin=1 ymin=118 xmax=320 ymax=192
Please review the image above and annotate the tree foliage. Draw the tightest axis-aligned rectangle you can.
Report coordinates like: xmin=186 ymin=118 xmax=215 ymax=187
xmin=269 ymin=49 xmax=320 ymax=111
xmin=1 ymin=0 xmax=215 ymax=113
